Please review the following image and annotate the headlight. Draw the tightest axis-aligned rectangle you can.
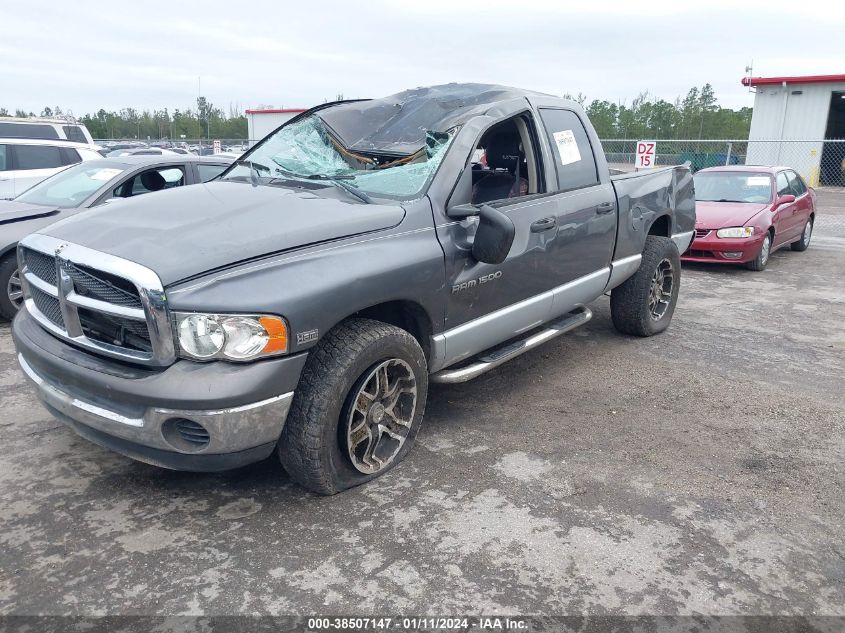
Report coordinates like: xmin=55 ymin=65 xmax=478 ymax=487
xmin=716 ymin=226 xmax=754 ymax=238
xmin=175 ymin=313 xmax=288 ymax=361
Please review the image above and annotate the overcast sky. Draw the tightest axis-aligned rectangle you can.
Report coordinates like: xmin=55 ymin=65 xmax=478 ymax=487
xmin=3 ymin=0 xmax=843 ymax=116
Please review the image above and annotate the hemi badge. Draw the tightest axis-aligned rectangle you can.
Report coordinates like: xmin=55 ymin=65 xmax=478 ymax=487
xmin=296 ymin=329 xmax=319 ymax=345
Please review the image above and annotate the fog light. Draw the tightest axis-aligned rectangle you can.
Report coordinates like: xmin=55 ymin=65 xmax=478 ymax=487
xmin=161 ymin=418 xmax=211 ymax=452
xmin=722 ymin=251 xmax=743 ymax=259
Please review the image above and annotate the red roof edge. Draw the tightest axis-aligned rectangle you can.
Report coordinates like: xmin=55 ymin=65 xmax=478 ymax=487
xmin=245 ymin=108 xmax=308 ymax=114
xmin=742 ymin=73 xmax=845 ymax=87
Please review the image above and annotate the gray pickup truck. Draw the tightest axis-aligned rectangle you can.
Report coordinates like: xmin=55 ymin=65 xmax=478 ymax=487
xmin=12 ymin=84 xmax=695 ymax=494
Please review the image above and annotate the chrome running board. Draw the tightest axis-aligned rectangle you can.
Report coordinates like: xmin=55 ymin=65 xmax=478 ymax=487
xmin=430 ymin=306 xmax=592 ymax=384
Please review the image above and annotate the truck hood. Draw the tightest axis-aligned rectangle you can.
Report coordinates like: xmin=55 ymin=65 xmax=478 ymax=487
xmin=39 ymin=181 xmax=406 ymax=285
xmin=0 ymin=200 xmax=60 ymax=224
xmin=694 ymin=201 xmax=769 ymax=229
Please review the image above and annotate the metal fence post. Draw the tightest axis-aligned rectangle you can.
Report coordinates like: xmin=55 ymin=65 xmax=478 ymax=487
xmin=725 ymin=142 xmax=732 ymax=166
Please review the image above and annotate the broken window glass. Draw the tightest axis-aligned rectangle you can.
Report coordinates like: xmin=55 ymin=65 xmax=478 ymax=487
xmin=225 ymin=115 xmax=453 ymax=200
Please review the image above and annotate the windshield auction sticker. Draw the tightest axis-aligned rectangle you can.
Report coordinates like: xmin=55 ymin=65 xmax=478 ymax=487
xmin=552 ymin=130 xmax=581 ymax=166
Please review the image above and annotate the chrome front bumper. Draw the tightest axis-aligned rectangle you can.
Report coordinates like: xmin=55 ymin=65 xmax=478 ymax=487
xmin=18 ymin=353 xmax=293 ymax=458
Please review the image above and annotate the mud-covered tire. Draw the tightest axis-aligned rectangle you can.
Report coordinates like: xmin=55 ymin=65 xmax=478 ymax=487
xmin=278 ymin=318 xmax=428 ymax=495
xmin=0 ymin=253 xmax=22 ymax=321
xmin=791 ymin=217 xmax=813 ymax=252
xmin=746 ymin=231 xmax=772 ymax=271
xmin=610 ymin=235 xmax=681 ymax=337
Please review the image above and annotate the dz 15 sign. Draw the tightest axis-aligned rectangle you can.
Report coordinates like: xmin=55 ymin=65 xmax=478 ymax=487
xmin=636 ymin=141 xmax=656 ymax=169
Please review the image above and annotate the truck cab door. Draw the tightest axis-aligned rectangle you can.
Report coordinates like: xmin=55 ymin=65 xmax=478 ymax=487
xmin=431 ymin=107 xmax=614 ymax=369
xmin=533 ymin=107 xmax=617 ymax=303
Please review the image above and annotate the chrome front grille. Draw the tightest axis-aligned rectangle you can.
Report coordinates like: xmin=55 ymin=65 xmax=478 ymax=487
xmin=22 ymin=248 xmax=57 ymax=285
xmin=63 ymin=261 xmax=143 ymax=309
xmin=30 ymin=285 xmax=63 ymax=326
xmin=694 ymin=228 xmax=711 ymax=238
xmin=18 ymin=235 xmax=175 ymax=366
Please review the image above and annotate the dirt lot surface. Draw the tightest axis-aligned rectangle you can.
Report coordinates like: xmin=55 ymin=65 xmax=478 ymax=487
xmin=1 ymin=190 xmax=843 ymax=617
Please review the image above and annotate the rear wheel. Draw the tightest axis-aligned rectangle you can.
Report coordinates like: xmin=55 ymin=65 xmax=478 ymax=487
xmin=0 ymin=254 xmax=22 ymax=321
xmin=791 ymin=217 xmax=813 ymax=252
xmin=610 ymin=235 xmax=681 ymax=337
xmin=278 ymin=318 xmax=428 ymax=495
xmin=746 ymin=231 xmax=772 ymax=271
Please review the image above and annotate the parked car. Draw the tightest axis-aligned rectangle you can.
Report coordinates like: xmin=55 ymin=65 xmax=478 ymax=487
xmin=0 ymin=154 xmax=233 ymax=318
xmin=12 ymin=84 xmax=695 ymax=494
xmin=106 ymin=148 xmax=178 ymax=157
xmin=0 ymin=138 xmax=102 ymax=200
xmin=682 ymin=165 xmax=815 ymax=270
xmin=0 ymin=116 xmax=96 ymax=145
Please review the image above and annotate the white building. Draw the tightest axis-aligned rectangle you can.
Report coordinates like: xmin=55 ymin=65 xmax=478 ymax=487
xmin=743 ymin=73 xmax=845 ymax=186
xmin=246 ymin=108 xmax=307 ymax=146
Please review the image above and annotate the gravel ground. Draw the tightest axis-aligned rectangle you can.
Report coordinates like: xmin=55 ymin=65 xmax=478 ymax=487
xmin=0 ymin=190 xmax=843 ymax=617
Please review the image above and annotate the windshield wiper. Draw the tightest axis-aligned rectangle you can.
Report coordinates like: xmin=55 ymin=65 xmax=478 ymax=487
xmin=233 ymin=159 xmax=271 ymax=173
xmin=304 ymin=174 xmax=371 ymax=204
xmin=228 ymin=159 xmax=272 ymax=186
xmin=270 ymin=162 xmax=371 ymax=204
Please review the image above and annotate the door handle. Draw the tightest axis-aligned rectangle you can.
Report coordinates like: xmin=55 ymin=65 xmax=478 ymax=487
xmin=530 ymin=217 xmax=557 ymax=233
xmin=596 ymin=202 xmax=615 ymax=214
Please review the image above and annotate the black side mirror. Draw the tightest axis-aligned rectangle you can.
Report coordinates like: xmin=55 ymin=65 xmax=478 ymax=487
xmin=472 ymin=204 xmax=515 ymax=265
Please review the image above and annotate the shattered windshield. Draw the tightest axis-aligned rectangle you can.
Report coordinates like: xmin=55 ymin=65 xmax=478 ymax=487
xmin=223 ymin=115 xmax=453 ymax=200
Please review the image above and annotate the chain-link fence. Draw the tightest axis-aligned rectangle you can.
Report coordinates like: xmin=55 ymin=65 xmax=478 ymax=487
xmin=93 ymin=138 xmax=255 ymax=155
xmin=91 ymin=137 xmax=845 ymax=187
xmin=599 ymin=139 xmax=845 ymax=187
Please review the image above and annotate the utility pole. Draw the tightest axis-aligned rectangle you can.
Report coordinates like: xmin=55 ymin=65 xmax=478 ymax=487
xmin=198 ymin=76 xmax=202 ymax=146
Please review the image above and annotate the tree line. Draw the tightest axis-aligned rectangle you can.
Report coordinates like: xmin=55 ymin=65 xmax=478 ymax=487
xmin=573 ymin=84 xmax=752 ymax=139
xmin=2 ymin=84 xmax=752 ymax=141
xmin=0 ymin=97 xmax=248 ymax=140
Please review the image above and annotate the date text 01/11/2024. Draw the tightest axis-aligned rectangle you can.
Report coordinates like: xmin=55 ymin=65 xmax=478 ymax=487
xmin=306 ymin=616 xmax=528 ymax=630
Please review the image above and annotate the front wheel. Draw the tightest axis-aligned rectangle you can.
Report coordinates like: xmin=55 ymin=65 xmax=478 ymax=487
xmin=278 ymin=318 xmax=428 ymax=495
xmin=611 ymin=235 xmax=681 ymax=337
xmin=746 ymin=231 xmax=772 ymax=271
xmin=0 ymin=254 xmax=23 ymax=321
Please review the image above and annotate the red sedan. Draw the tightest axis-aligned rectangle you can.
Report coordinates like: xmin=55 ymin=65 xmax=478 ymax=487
xmin=682 ymin=166 xmax=816 ymax=271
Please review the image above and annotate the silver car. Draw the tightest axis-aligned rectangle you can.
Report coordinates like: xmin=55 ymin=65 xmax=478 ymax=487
xmin=0 ymin=154 xmax=233 ymax=319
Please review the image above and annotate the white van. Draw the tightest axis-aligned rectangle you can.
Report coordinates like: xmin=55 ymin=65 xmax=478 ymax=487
xmin=0 ymin=117 xmax=96 ymax=145
xmin=0 ymin=138 xmax=102 ymax=199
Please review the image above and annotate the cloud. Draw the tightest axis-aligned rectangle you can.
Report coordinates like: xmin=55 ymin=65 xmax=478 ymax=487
xmin=2 ymin=0 xmax=843 ymax=115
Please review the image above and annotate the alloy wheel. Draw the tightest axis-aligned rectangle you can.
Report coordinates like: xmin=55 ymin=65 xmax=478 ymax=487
xmin=803 ymin=220 xmax=812 ymax=246
xmin=7 ymin=268 xmax=23 ymax=310
xmin=648 ymin=258 xmax=674 ymax=321
xmin=346 ymin=358 xmax=417 ymax=475
xmin=760 ymin=234 xmax=771 ymax=265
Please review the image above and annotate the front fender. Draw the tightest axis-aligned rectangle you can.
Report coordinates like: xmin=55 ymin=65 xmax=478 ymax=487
xmin=165 ymin=198 xmax=446 ymax=356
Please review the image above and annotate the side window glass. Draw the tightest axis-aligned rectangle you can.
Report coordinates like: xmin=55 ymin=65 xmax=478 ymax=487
xmin=470 ymin=116 xmax=540 ymax=205
xmin=787 ymin=171 xmax=806 ymax=196
xmin=776 ymin=172 xmax=791 ymax=197
xmin=60 ymin=148 xmax=81 ymax=166
xmin=14 ymin=144 xmax=65 ymax=170
xmin=63 ymin=125 xmax=88 ymax=143
xmin=198 ymin=163 xmax=227 ymax=182
xmin=0 ymin=122 xmax=59 ymax=139
xmin=538 ymin=108 xmax=599 ymax=191
xmin=0 ymin=145 xmax=7 ymax=171
xmin=117 ymin=167 xmax=186 ymax=198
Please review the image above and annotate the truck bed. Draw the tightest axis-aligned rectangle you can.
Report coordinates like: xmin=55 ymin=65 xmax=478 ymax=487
xmin=609 ymin=163 xmax=696 ymax=260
